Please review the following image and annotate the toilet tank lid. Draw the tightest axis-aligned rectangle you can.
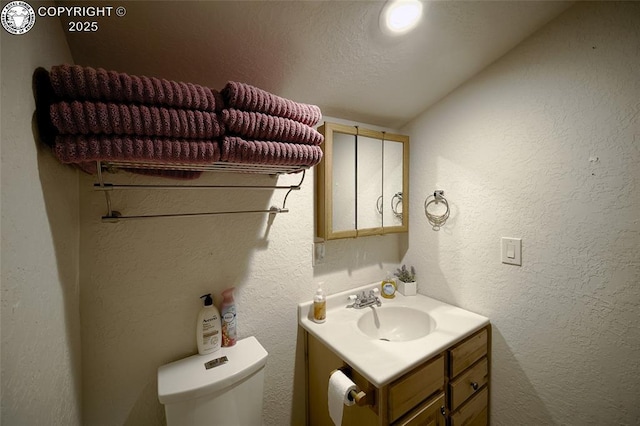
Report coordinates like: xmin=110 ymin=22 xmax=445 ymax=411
xmin=157 ymin=336 xmax=268 ymax=404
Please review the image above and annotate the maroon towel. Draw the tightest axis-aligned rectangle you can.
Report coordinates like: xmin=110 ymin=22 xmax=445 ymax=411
xmin=54 ymin=135 xmax=221 ymax=164
xmin=221 ymin=81 xmax=321 ymax=127
xmin=220 ymin=136 xmax=322 ymax=167
xmin=50 ymin=101 xmax=225 ymax=139
xmin=222 ymin=108 xmax=323 ymax=146
xmin=49 ymin=64 xmax=224 ymax=112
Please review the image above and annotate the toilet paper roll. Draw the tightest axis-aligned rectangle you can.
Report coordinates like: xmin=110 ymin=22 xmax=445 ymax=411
xmin=328 ymin=370 xmax=356 ymax=425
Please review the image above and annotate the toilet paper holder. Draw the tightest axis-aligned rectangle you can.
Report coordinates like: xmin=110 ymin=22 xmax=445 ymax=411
xmin=330 ymin=368 xmax=370 ymax=406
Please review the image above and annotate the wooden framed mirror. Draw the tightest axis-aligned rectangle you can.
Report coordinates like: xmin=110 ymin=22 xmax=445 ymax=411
xmin=316 ymin=122 xmax=409 ymax=240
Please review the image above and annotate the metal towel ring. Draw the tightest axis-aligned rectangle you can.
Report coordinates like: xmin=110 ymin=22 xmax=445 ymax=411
xmin=424 ymin=190 xmax=449 ymax=230
xmin=376 ymin=195 xmax=383 ymax=215
xmin=391 ymin=192 xmax=403 ymax=219
xmin=376 ymin=193 xmax=404 ymax=219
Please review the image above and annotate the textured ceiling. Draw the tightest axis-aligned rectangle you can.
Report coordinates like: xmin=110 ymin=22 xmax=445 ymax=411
xmin=61 ymin=1 xmax=573 ymax=128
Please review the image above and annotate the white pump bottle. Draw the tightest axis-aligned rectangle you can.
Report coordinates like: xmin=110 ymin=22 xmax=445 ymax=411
xmin=197 ymin=294 xmax=222 ymax=355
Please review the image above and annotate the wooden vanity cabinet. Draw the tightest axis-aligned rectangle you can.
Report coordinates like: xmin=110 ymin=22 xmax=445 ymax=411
xmin=388 ymin=355 xmax=444 ymax=423
xmin=307 ymin=333 xmax=380 ymax=426
xmin=447 ymin=328 xmax=490 ymax=426
xmin=305 ymin=325 xmax=490 ymax=426
xmin=393 ymin=392 xmax=446 ymax=426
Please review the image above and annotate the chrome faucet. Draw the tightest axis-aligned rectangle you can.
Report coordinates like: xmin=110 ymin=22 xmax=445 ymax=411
xmin=347 ymin=288 xmax=381 ymax=309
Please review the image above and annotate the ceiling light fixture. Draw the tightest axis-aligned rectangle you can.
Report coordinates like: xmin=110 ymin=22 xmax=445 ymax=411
xmin=380 ymin=0 xmax=424 ymax=36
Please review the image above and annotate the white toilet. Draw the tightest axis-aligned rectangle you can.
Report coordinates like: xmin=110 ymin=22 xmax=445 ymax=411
xmin=158 ymin=336 xmax=268 ymax=426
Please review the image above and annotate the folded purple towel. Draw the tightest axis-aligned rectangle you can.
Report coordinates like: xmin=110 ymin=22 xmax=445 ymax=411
xmin=54 ymin=135 xmax=221 ymax=164
xmin=220 ymin=136 xmax=323 ymax=167
xmin=221 ymin=81 xmax=321 ymax=127
xmin=50 ymin=101 xmax=225 ymax=139
xmin=50 ymin=64 xmax=224 ymax=112
xmin=222 ymin=108 xmax=324 ymax=146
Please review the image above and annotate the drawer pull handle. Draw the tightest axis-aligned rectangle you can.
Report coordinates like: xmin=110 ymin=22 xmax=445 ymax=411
xmin=440 ymin=406 xmax=446 ymax=416
xmin=471 ymin=381 xmax=479 ymax=391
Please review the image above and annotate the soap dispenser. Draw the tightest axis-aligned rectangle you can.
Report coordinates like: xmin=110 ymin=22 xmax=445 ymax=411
xmin=313 ymin=282 xmax=326 ymax=323
xmin=196 ymin=294 xmax=222 ymax=355
xmin=381 ymin=272 xmax=397 ymax=299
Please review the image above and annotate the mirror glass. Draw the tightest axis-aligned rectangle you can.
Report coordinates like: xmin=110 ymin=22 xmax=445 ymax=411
xmin=383 ymin=140 xmax=404 ymax=228
xmin=316 ymin=122 xmax=408 ymax=240
xmin=332 ymin=132 xmax=356 ymax=232
xmin=357 ymin=135 xmax=383 ymax=230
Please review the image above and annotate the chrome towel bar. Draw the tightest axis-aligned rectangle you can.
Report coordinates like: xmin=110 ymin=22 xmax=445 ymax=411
xmin=94 ymin=161 xmax=307 ymax=222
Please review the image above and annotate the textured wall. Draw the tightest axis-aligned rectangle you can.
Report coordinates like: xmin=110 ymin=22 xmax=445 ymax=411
xmin=0 ymin=14 xmax=81 ymax=426
xmin=403 ymin=2 xmax=640 ymax=424
xmin=78 ymin=117 xmax=405 ymax=425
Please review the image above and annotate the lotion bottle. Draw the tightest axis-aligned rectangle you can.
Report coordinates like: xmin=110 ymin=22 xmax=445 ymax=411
xmin=220 ymin=287 xmax=237 ymax=347
xmin=313 ymin=282 xmax=326 ymax=323
xmin=197 ymin=293 xmax=222 ymax=355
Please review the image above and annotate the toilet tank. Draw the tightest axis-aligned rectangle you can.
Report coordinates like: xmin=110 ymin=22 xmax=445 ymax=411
xmin=158 ymin=336 xmax=268 ymax=426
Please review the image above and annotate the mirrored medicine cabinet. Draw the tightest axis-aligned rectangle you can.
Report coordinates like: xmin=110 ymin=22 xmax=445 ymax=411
xmin=316 ymin=122 xmax=409 ymax=240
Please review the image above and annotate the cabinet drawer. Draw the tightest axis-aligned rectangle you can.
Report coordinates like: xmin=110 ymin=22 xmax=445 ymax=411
xmin=392 ymin=392 xmax=445 ymax=426
xmin=388 ymin=354 xmax=444 ymax=423
xmin=449 ymin=328 xmax=488 ymax=378
xmin=450 ymin=386 xmax=488 ymax=426
xmin=449 ymin=357 xmax=488 ymax=411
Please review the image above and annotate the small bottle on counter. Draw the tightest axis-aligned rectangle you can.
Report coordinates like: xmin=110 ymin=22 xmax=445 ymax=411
xmin=313 ymin=282 xmax=326 ymax=323
xmin=381 ymin=272 xmax=397 ymax=299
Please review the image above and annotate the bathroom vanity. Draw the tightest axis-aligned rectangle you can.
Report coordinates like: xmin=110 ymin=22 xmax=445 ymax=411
xmin=298 ymin=284 xmax=490 ymax=425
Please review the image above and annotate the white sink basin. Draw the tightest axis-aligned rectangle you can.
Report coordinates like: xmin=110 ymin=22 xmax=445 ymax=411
xmin=298 ymin=282 xmax=490 ymax=387
xmin=357 ymin=306 xmax=436 ymax=342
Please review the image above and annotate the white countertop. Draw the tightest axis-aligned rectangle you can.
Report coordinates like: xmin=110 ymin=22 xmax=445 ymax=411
xmin=298 ymin=282 xmax=490 ymax=387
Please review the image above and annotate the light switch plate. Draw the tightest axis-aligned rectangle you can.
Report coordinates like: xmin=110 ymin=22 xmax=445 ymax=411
xmin=501 ymin=237 xmax=522 ymax=266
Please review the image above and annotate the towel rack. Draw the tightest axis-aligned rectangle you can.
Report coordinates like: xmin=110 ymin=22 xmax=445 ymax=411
xmin=94 ymin=160 xmax=308 ymax=223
